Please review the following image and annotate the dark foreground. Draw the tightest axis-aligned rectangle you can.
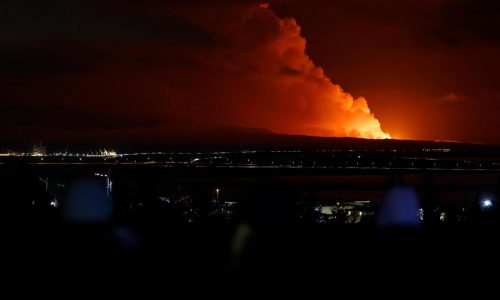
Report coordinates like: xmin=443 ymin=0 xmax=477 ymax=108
xmin=1 ymin=163 xmax=500 ymax=298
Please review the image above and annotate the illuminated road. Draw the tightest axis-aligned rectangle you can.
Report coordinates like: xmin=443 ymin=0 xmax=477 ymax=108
xmin=1 ymin=148 xmax=499 ymax=174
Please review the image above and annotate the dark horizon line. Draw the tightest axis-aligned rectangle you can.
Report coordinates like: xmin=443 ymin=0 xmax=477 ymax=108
xmin=1 ymin=134 xmax=498 ymax=153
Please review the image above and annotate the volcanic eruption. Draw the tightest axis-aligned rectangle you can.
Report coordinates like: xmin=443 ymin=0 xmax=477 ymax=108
xmin=173 ymin=4 xmax=391 ymax=139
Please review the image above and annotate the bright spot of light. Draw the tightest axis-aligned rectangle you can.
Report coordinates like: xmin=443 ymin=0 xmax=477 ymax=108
xmin=481 ymin=199 xmax=493 ymax=209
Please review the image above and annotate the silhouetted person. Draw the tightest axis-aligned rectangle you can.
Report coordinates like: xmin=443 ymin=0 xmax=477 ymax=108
xmin=223 ymin=183 xmax=320 ymax=299
xmin=61 ymin=179 xmax=115 ymax=253
xmin=377 ymin=185 xmax=422 ymax=229
xmin=372 ymin=185 xmax=426 ymax=291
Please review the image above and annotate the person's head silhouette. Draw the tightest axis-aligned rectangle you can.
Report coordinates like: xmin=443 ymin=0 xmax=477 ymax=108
xmin=377 ymin=185 xmax=421 ymax=229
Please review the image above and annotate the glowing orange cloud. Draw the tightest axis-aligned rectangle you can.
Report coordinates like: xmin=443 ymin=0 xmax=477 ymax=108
xmin=5 ymin=4 xmax=391 ymax=142
xmin=190 ymin=5 xmax=391 ymax=139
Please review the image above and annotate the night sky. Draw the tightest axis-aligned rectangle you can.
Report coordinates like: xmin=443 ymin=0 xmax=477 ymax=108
xmin=2 ymin=0 xmax=500 ymax=144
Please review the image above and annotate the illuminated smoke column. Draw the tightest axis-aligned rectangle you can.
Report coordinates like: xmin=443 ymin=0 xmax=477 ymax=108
xmin=184 ymin=5 xmax=391 ymax=139
xmin=5 ymin=4 xmax=391 ymax=142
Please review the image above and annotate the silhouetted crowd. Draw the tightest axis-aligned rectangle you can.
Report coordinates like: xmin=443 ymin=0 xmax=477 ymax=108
xmin=1 ymin=176 xmax=499 ymax=298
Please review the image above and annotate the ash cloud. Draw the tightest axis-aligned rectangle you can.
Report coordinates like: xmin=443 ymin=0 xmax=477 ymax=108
xmin=166 ymin=4 xmax=390 ymax=138
xmin=1 ymin=2 xmax=390 ymax=142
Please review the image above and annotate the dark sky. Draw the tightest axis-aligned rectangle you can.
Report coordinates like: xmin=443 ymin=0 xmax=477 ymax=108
xmin=2 ymin=0 xmax=500 ymax=144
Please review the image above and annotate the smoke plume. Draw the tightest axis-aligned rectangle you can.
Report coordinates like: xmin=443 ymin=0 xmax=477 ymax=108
xmin=0 ymin=2 xmax=391 ymax=142
xmin=172 ymin=4 xmax=391 ymax=139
